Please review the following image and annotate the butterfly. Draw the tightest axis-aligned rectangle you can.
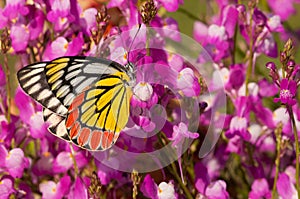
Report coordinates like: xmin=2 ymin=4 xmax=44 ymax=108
xmin=17 ymin=56 xmax=135 ymax=151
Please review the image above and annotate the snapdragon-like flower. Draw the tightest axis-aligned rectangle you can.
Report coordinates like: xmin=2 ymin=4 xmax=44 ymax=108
xmin=53 ymin=150 xmax=88 ymax=173
xmin=249 ymin=178 xmax=272 ymax=199
xmin=195 ymin=162 xmax=229 ymax=198
xmin=170 ymin=122 xmax=199 ymax=146
xmin=44 ymin=33 xmax=84 ymax=60
xmin=1 ymin=0 xmax=29 ymax=20
xmin=39 ymin=175 xmax=71 ymax=199
xmin=140 ymin=174 xmax=177 ymax=199
xmin=157 ymin=181 xmax=176 ymax=199
xmin=0 ymin=175 xmax=15 ymax=198
xmin=10 ymin=24 xmax=29 ymax=52
xmin=193 ymin=5 xmax=238 ymax=62
xmin=176 ymin=68 xmax=201 ymax=97
xmin=225 ymin=116 xmax=251 ymax=140
xmin=277 ymin=173 xmax=298 ymax=199
xmin=68 ymin=177 xmax=88 ymax=199
xmin=0 ymin=145 xmax=28 ymax=178
xmin=274 ymin=78 xmax=297 ymax=106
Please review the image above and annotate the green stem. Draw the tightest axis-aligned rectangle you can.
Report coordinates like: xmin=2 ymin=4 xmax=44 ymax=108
xmin=170 ymin=162 xmax=193 ymax=199
xmin=177 ymin=8 xmax=205 ymax=23
xmin=157 ymin=133 xmax=193 ymax=199
xmin=272 ymin=122 xmax=283 ymax=199
xmin=288 ymin=106 xmax=300 ymax=198
xmin=70 ymin=144 xmax=79 ymax=178
xmin=3 ymin=54 xmax=11 ymax=123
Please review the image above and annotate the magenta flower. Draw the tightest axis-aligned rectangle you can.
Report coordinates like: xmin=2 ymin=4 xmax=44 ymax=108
xmin=40 ymin=175 xmax=71 ymax=199
xmin=15 ymin=88 xmax=48 ymax=139
xmin=226 ymin=116 xmax=251 ymax=140
xmin=226 ymin=64 xmax=245 ymax=90
xmin=43 ymin=33 xmax=84 ymax=60
xmin=274 ymin=78 xmax=297 ymax=106
xmin=267 ymin=0 xmax=295 ymax=21
xmin=176 ymin=68 xmax=201 ymax=97
xmin=0 ymin=175 xmax=15 ymax=198
xmin=94 ymin=158 xmax=123 ymax=186
xmin=10 ymin=24 xmax=30 ymax=52
xmin=68 ymin=177 xmax=88 ymax=199
xmin=195 ymin=162 xmax=229 ymax=198
xmin=258 ymin=79 xmax=279 ymax=97
xmin=0 ymin=65 xmax=5 ymax=87
xmin=79 ymin=8 xmax=97 ymax=36
xmin=53 ymin=151 xmax=88 ymax=173
xmin=0 ymin=145 xmax=28 ymax=178
xmin=140 ymin=174 xmax=159 ymax=199
xmin=140 ymin=174 xmax=177 ymax=199
xmin=47 ymin=0 xmax=71 ymax=22
xmin=193 ymin=5 xmax=238 ymax=61
xmin=277 ymin=173 xmax=298 ymax=199
xmin=249 ymin=178 xmax=272 ymax=199
xmin=2 ymin=0 xmax=29 ymax=20
xmin=170 ymin=122 xmax=199 ymax=146
xmin=32 ymin=152 xmax=54 ymax=176
xmin=0 ymin=9 xmax=8 ymax=28
xmin=27 ymin=8 xmax=45 ymax=40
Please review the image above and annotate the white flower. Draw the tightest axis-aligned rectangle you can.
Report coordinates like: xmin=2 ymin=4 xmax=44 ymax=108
xmin=157 ymin=182 xmax=176 ymax=199
xmin=133 ymin=81 xmax=153 ymax=101
xmin=208 ymin=24 xmax=227 ymax=41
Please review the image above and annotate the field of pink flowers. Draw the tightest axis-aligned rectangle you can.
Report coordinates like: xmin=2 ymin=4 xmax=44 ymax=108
xmin=1 ymin=0 xmax=300 ymax=198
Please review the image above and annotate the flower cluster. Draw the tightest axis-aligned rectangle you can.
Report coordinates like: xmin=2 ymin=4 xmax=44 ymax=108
xmin=0 ymin=0 xmax=300 ymax=198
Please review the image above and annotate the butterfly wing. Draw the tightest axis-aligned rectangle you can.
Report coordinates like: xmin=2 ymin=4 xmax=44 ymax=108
xmin=17 ymin=62 xmax=68 ymax=116
xmin=66 ymin=71 xmax=132 ymax=151
xmin=43 ymin=108 xmax=69 ymax=141
xmin=44 ymin=56 xmax=126 ymax=108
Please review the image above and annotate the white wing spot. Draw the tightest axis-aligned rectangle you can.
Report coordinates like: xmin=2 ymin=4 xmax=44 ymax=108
xmin=37 ymin=89 xmax=53 ymax=101
xmin=23 ymin=75 xmax=41 ymax=88
xmin=28 ymin=83 xmax=41 ymax=94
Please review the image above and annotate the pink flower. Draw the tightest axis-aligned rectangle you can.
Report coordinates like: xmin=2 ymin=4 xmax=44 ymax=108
xmin=170 ymin=122 xmax=199 ymax=147
xmin=249 ymin=178 xmax=271 ymax=199
xmin=176 ymin=68 xmax=201 ymax=97
xmin=0 ymin=145 xmax=28 ymax=178
xmin=274 ymin=78 xmax=297 ymax=106
xmin=40 ymin=175 xmax=71 ymax=199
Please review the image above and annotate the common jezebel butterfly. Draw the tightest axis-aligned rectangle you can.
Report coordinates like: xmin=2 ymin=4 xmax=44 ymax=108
xmin=17 ymin=56 xmax=135 ymax=151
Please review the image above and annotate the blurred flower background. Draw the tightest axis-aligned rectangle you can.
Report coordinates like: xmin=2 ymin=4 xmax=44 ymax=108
xmin=1 ymin=0 xmax=300 ymax=198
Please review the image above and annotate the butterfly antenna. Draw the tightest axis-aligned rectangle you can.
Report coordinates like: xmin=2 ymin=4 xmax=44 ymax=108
xmin=127 ymin=23 xmax=142 ymax=64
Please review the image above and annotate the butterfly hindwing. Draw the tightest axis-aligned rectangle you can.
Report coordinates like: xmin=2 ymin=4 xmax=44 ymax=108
xmin=43 ymin=108 xmax=70 ymax=141
xmin=65 ymin=72 xmax=132 ymax=151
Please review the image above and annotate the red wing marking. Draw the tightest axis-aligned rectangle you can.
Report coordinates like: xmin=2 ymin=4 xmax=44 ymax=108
xmin=78 ymin=127 xmax=91 ymax=146
xmin=101 ymin=131 xmax=109 ymax=149
xmin=65 ymin=108 xmax=79 ymax=128
xmin=70 ymin=121 xmax=80 ymax=139
xmin=90 ymin=131 xmax=103 ymax=150
xmin=68 ymin=92 xmax=85 ymax=111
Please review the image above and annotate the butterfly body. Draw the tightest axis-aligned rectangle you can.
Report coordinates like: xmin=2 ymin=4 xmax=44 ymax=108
xmin=17 ymin=56 xmax=134 ymax=151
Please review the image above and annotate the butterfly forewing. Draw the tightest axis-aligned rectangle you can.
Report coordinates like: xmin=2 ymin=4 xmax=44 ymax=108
xmin=44 ymin=56 xmax=127 ymax=108
xmin=66 ymin=72 xmax=132 ymax=151
xmin=17 ymin=63 xmax=68 ymax=116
